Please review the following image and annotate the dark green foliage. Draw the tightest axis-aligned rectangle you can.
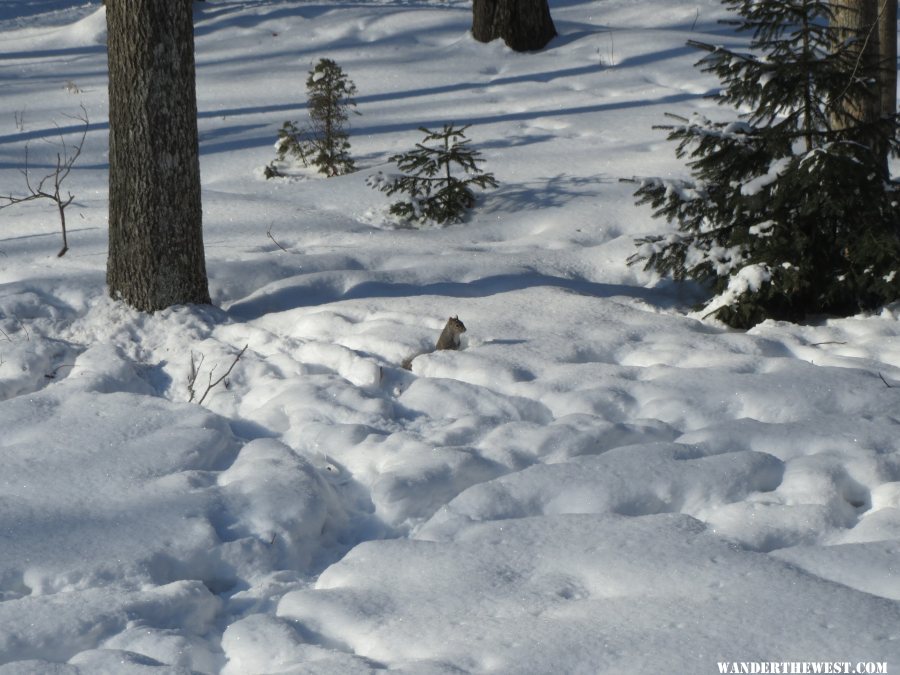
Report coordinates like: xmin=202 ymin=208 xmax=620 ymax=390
xmin=270 ymin=59 xmax=358 ymax=177
xmin=629 ymin=0 xmax=900 ymax=328
xmin=369 ymin=124 xmax=498 ymax=225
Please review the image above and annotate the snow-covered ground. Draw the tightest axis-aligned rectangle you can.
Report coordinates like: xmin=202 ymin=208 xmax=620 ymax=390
xmin=1 ymin=0 xmax=900 ymax=672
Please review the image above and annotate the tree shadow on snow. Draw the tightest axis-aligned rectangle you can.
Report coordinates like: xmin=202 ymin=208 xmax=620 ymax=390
xmin=188 ymin=39 xmax=714 ymax=150
xmin=227 ymin=271 xmax=703 ymax=322
xmin=353 ymin=63 xmax=612 ymax=107
xmin=192 ymin=0 xmax=466 ymax=38
xmin=483 ymin=174 xmax=607 ymax=211
xmin=0 ymin=119 xmax=108 ymax=151
xmin=196 ymin=89 xmax=710 ymax=159
xmin=0 ymin=44 xmax=105 ymax=61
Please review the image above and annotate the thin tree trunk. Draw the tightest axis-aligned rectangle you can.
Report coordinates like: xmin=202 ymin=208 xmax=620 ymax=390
xmin=472 ymin=0 xmax=556 ymax=52
xmin=106 ymin=0 xmax=211 ymax=312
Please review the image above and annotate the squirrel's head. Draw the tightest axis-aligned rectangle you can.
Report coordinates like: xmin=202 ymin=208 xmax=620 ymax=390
xmin=448 ymin=316 xmax=466 ymax=333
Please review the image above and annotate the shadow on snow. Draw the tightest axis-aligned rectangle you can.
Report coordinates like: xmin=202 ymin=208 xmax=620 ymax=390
xmin=227 ymin=270 xmax=697 ymax=322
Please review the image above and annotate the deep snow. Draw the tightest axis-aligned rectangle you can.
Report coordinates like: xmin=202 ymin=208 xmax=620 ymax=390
xmin=1 ymin=0 xmax=899 ymax=673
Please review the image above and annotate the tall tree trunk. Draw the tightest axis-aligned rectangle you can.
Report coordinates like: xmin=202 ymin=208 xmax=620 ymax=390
xmin=106 ymin=0 xmax=211 ymax=312
xmin=831 ymin=0 xmax=886 ymax=170
xmin=472 ymin=0 xmax=556 ymax=52
xmin=878 ymin=0 xmax=897 ymax=121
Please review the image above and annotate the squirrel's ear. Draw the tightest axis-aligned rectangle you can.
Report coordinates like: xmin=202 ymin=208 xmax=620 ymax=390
xmin=451 ymin=315 xmax=458 ymax=320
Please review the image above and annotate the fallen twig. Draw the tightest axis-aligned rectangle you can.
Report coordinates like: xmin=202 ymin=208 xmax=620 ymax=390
xmin=266 ymin=224 xmax=291 ymax=253
xmin=44 ymin=363 xmax=77 ymax=379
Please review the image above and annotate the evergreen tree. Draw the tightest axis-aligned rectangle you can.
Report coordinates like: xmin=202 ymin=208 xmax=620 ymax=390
xmin=271 ymin=58 xmax=358 ymax=177
xmin=629 ymin=0 xmax=900 ymax=328
xmin=369 ymin=124 xmax=498 ymax=225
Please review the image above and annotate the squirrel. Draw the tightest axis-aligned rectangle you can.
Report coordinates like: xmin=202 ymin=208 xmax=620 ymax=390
xmin=435 ymin=315 xmax=466 ymax=350
xmin=402 ymin=316 xmax=466 ymax=370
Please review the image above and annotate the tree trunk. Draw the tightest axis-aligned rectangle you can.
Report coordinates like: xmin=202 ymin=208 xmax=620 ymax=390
xmin=106 ymin=0 xmax=211 ymax=312
xmin=830 ymin=0 xmax=886 ymax=168
xmin=878 ymin=0 xmax=897 ymax=122
xmin=472 ymin=0 xmax=556 ymax=52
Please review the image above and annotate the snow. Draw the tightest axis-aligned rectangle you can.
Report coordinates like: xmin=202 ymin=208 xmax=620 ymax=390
xmin=740 ymin=156 xmax=791 ymax=196
xmin=1 ymin=0 xmax=899 ymax=672
xmin=701 ymin=262 xmax=772 ymax=317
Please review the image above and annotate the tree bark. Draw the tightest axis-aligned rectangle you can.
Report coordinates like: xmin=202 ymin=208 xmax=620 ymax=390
xmin=878 ymin=0 xmax=897 ymax=122
xmin=472 ymin=0 xmax=556 ymax=52
xmin=830 ymin=0 xmax=887 ymax=168
xmin=106 ymin=0 xmax=211 ymax=312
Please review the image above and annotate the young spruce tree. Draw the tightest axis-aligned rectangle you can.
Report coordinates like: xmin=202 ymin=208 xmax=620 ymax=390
xmin=629 ymin=0 xmax=900 ymax=328
xmin=369 ymin=124 xmax=498 ymax=225
xmin=271 ymin=58 xmax=358 ymax=177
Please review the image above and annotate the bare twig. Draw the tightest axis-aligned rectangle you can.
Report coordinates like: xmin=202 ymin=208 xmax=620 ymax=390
xmin=198 ymin=344 xmax=247 ymax=404
xmin=266 ymin=224 xmax=291 ymax=253
xmin=187 ymin=351 xmax=206 ymax=401
xmin=188 ymin=344 xmax=249 ymax=405
xmin=810 ymin=340 xmax=848 ymax=346
xmin=15 ymin=318 xmax=30 ymax=341
xmin=879 ymin=372 xmax=896 ymax=388
xmin=0 ymin=105 xmax=88 ymax=257
xmin=599 ymin=29 xmax=615 ymax=67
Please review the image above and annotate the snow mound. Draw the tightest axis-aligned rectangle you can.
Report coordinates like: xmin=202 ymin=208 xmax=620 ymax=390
xmin=64 ymin=6 xmax=106 ymax=45
xmin=0 ymin=387 xmax=355 ymax=670
xmin=3 ymin=0 xmax=900 ymax=670
xmin=277 ymin=514 xmax=900 ymax=672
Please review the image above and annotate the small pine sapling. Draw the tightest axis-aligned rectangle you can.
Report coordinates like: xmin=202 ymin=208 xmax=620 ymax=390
xmin=267 ymin=121 xmax=303 ymax=178
xmin=369 ymin=123 xmax=498 ymax=225
xmin=268 ymin=59 xmax=358 ymax=178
